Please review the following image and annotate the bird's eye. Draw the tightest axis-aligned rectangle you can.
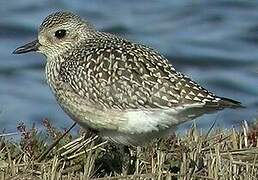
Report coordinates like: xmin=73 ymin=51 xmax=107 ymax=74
xmin=54 ymin=29 xmax=66 ymax=39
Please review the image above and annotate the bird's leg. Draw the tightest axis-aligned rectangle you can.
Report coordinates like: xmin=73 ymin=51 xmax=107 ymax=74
xmin=122 ymin=145 xmax=142 ymax=175
xmin=121 ymin=145 xmax=133 ymax=175
xmin=135 ymin=146 xmax=141 ymax=174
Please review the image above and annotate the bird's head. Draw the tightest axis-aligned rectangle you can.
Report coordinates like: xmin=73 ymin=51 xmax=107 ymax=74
xmin=13 ymin=11 xmax=94 ymax=58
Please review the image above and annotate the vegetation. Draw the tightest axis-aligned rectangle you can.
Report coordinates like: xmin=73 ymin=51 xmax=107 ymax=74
xmin=1 ymin=119 xmax=258 ymax=180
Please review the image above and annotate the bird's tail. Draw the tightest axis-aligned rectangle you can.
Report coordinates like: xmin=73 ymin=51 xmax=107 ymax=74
xmin=218 ymin=97 xmax=244 ymax=109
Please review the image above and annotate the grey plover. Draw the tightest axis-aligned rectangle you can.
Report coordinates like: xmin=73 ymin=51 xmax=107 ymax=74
xmin=13 ymin=11 xmax=242 ymax=145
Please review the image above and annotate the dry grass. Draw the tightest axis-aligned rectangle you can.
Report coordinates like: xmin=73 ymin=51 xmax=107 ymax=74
xmin=1 ymin=119 xmax=258 ymax=180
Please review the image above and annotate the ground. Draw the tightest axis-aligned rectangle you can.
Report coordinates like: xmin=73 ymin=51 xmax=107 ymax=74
xmin=1 ymin=119 xmax=258 ymax=180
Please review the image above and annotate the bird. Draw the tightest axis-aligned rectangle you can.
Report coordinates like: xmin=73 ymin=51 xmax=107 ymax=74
xmin=13 ymin=11 xmax=242 ymax=146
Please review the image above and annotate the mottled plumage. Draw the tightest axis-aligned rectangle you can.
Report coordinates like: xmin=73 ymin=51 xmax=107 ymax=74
xmin=14 ymin=11 xmax=242 ymax=145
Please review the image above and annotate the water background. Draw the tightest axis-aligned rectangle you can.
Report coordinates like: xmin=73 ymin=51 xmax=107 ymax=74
xmin=0 ymin=0 xmax=258 ymax=134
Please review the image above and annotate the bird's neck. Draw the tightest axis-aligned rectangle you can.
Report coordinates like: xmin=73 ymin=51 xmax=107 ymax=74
xmin=45 ymin=56 xmax=63 ymax=94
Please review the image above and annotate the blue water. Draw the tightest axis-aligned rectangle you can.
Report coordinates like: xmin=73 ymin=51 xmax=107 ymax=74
xmin=0 ymin=0 xmax=257 ymax=133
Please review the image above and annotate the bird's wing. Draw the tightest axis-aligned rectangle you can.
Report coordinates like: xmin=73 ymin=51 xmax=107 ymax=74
xmin=58 ymin=36 xmax=241 ymax=113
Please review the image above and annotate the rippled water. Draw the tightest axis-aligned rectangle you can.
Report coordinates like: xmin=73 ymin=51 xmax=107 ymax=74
xmin=0 ymin=0 xmax=257 ymax=133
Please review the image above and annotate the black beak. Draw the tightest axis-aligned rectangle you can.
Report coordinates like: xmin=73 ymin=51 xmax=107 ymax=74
xmin=13 ymin=39 xmax=40 ymax=54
